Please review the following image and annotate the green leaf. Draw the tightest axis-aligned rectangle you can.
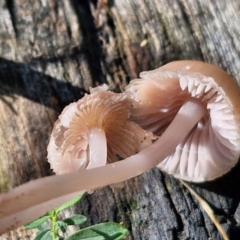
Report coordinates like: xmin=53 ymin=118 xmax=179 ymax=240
xmin=34 ymin=229 xmax=52 ymax=240
xmin=37 ymin=221 xmax=51 ymax=231
xmin=63 ymin=214 xmax=87 ymax=226
xmin=25 ymin=215 xmax=51 ymax=229
xmin=57 ymin=220 xmax=68 ymax=233
xmin=56 ymin=195 xmax=83 ymax=213
xmin=65 ymin=222 xmax=128 ymax=240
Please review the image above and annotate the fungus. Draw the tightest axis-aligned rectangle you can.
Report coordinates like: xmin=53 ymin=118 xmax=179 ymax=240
xmin=1 ymin=61 xmax=237 ymax=234
xmin=126 ymin=60 xmax=240 ymax=182
xmin=47 ymin=84 xmax=155 ymax=174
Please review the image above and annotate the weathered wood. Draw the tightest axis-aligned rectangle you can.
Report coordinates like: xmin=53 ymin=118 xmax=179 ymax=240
xmin=1 ymin=0 xmax=240 ymax=239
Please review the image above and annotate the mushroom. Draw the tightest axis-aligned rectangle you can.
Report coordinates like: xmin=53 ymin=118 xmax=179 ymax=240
xmin=47 ymin=84 xmax=154 ymax=174
xmin=1 ymin=60 xmax=235 ymax=234
xmin=126 ymin=60 xmax=240 ymax=182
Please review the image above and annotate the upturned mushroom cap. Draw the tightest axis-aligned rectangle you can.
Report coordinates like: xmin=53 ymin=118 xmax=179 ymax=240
xmin=126 ymin=60 xmax=240 ymax=182
xmin=47 ymin=84 xmax=154 ymax=174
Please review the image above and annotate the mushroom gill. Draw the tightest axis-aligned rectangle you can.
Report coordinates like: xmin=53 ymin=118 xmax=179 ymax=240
xmin=126 ymin=60 xmax=240 ymax=182
xmin=47 ymin=84 xmax=155 ymax=174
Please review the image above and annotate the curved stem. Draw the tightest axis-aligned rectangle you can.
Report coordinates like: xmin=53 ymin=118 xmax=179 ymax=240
xmin=0 ymin=100 xmax=205 ymax=234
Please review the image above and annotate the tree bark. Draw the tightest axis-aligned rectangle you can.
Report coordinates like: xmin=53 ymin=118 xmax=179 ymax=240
xmin=1 ymin=0 xmax=240 ymax=239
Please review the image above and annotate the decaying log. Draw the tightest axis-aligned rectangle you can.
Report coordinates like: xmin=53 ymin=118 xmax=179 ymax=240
xmin=1 ymin=0 xmax=240 ymax=239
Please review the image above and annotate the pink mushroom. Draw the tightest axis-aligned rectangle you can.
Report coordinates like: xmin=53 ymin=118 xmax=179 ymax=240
xmin=47 ymin=84 xmax=155 ymax=174
xmin=1 ymin=61 xmax=237 ymax=234
xmin=126 ymin=60 xmax=240 ymax=181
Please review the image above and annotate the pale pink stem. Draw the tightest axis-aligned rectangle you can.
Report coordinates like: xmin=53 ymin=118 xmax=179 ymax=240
xmin=0 ymin=100 xmax=205 ymax=234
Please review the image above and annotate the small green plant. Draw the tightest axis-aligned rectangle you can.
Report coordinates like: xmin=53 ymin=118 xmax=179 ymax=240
xmin=25 ymin=194 xmax=128 ymax=240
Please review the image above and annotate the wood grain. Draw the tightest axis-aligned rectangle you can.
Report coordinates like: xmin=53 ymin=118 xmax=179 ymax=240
xmin=1 ymin=0 xmax=240 ymax=239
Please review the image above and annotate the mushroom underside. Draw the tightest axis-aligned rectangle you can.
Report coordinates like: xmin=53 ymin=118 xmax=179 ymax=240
xmin=47 ymin=85 xmax=155 ymax=174
xmin=127 ymin=69 xmax=240 ymax=181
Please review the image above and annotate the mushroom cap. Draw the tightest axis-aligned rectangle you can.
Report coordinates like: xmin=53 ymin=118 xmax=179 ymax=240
xmin=126 ymin=60 xmax=240 ymax=182
xmin=47 ymin=84 xmax=154 ymax=174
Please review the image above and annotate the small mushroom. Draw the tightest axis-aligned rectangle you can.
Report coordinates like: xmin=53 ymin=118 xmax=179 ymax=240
xmin=126 ymin=60 xmax=240 ymax=182
xmin=47 ymin=84 xmax=154 ymax=174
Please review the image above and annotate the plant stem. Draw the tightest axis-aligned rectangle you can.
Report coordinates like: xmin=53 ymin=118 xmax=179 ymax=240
xmin=51 ymin=209 xmax=58 ymax=240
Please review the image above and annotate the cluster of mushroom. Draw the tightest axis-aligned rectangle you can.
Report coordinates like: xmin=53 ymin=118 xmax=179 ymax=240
xmin=1 ymin=61 xmax=240 ymax=234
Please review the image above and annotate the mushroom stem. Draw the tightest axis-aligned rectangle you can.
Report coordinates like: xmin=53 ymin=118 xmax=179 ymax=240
xmin=0 ymin=192 xmax=83 ymax=234
xmin=86 ymin=128 xmax=107 ymax=169
xmin=0 ymin=100 xmax=205 ymax=233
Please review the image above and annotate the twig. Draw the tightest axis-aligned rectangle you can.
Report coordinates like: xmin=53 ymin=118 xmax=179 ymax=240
xmin=180 ymin=180 xmax=229 ymax=240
